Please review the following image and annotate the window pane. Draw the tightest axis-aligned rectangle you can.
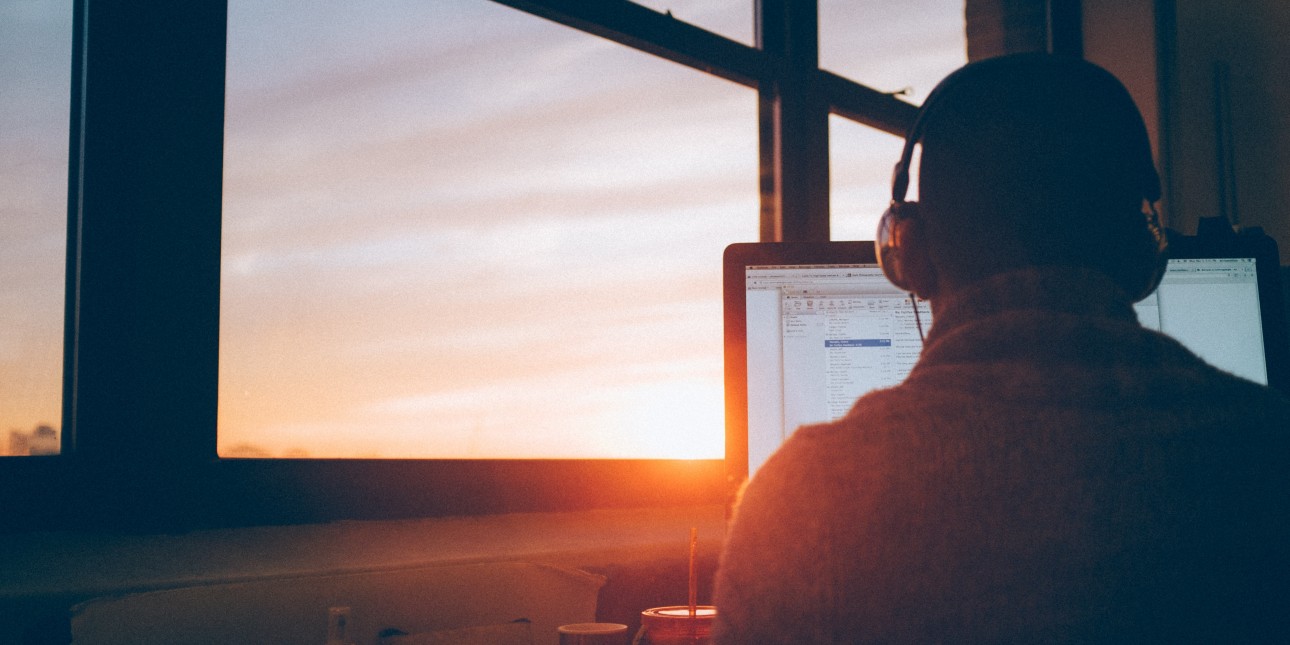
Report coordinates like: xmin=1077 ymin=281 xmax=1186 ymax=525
xmin=823 ymin=0 xmax=966 ymax=241
xmin=1 ymin=2 xmax=71 ymax=457
xmin=221 ymin=0 xmax=757 ymax=459
xmin=631 ymin=0 xmax=753 ymax=46
xmin=820 ymin=0 xmax=966 ymax=105
xmin=829 ymin=118 xmax=905 ymax=241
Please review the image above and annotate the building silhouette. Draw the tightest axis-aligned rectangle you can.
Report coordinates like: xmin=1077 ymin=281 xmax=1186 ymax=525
xmin=8 ymin=424 xmax=59 ymax=456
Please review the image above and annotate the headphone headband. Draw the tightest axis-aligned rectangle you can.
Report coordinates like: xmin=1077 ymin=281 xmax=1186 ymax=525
xmin=877 ymin=53 xmax=1168 ymax=303
xmin=890 ymin=53 xmax=1161 ymax=207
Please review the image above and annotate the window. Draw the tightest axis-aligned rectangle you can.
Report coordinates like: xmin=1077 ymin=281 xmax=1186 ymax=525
xmin=829 ymin=118 xmax=905 ymax=241
xmin=0 ymin=1 xmax=72 ymax=457
xmin=7 ymin=1 xmax=967 ymax=529
xmin=220 ymin=0 xmax=757 ymax=460
xmin=820 ymin=0 xmax=965 ymax=99
xmin=633 ymin=0 xmax=754 ymax=45
xmin=823 ymin=0 xmax=966 ymax=241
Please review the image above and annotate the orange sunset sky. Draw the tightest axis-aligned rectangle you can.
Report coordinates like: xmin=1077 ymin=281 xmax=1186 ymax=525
xmin=2 ymin=0 xmax=964 ymax=459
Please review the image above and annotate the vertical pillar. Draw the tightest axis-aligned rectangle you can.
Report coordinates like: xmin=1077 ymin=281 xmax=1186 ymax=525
xmin=757 ymin=0 xmax=830 ymax=241
xmin=65 ymin=1 xmax=226 ymax=465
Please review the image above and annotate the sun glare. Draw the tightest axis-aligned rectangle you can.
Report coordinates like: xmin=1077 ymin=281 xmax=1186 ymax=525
xmin=608 ymin=378 xmax=726 ymax=460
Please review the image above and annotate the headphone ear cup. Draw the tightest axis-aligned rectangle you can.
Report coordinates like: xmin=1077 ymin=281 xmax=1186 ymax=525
xmin=876 ymin=201 xmax=936 ymax=297
xmin=876 ymin=205 xmax=909 ymax=291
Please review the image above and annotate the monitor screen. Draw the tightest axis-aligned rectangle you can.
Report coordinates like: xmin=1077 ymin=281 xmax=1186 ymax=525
xmin=742 ymin=260 xmax=927 ymax=476
xmin=1135 ymin=257 xmax=1267 ymax=384
xmin=724 ymin=241 xmax=1286 ymax=482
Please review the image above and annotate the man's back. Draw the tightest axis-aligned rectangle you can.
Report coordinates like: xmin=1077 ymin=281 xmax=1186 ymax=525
xmin=713 ymin=268 xmax=1290 ymax=643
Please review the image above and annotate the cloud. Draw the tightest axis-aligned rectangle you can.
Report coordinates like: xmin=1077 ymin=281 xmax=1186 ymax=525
xmin=212 ymin=0 xmax=961 ymax=458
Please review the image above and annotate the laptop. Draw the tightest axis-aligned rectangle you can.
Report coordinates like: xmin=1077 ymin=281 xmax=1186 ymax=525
xmin=723 ymin=235 xmax=1288 ymax=484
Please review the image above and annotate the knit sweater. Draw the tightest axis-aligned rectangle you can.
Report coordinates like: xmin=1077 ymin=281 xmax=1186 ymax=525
xmin=713 ymin=267 xmax=1290 ymax=644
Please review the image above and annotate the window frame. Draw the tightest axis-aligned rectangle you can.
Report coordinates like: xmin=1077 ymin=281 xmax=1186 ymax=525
xmin=3 ymin=0 xmax=919 ymax=532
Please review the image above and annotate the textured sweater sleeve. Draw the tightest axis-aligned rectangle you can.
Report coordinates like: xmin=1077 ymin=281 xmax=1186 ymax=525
xmin=713 ymin=424 xmax=870 ymax=644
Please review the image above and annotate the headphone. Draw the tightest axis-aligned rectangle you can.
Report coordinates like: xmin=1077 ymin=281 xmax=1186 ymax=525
xmin=875 ymin=55 xmax=1168 ymax=302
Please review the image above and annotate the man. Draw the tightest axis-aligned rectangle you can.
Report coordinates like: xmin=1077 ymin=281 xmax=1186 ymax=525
xmin=713 ymin=54 xmax=1290 ymax=643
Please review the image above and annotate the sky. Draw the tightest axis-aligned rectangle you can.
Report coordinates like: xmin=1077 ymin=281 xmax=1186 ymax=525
xmin=0 ymin=0 xmax=72 ymax=453
xmin=1 ymin=0 xmax=965 ymax=459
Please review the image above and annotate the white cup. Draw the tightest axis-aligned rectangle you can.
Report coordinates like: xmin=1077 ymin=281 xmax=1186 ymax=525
xmin=557 ymin=622 xmax=629 ymax=645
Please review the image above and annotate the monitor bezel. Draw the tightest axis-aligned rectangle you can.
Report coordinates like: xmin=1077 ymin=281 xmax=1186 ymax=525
xmin=722 ymin=241 xmax=880 ymax=492
xmin=1164 ymin=231 xmax=1289 ymax=394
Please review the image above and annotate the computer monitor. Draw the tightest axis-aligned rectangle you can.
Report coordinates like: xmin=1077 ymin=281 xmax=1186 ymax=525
xmin=723 ymin=238 xmax=1288 ymax=483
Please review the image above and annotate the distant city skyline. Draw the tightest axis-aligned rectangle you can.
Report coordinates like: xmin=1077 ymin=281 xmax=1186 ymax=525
xmin=6 ymin=423 xmax=59 ymax=457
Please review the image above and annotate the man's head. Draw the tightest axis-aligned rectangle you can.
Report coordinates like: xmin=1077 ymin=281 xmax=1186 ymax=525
xmin=876 ymin=53 xmax=1166 ymax=301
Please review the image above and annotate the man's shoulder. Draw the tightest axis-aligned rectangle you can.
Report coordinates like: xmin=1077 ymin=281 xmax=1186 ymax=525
xmin=746 ymin=388 xmax=919 ymax=493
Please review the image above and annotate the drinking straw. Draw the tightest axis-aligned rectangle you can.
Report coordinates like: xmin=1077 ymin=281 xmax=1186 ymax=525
xmin=688 ymin=526 xmax=697 ymax=619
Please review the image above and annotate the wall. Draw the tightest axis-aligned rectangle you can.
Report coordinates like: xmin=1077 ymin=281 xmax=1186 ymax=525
xmin=1085 ymin=0 xmax=1290 ymax=262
